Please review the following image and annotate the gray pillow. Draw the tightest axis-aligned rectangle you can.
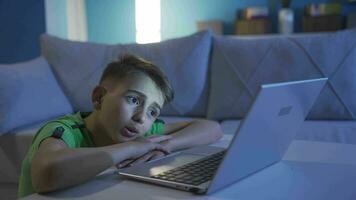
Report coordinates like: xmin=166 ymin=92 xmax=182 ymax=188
xmin=0 ymin=57 xmax=73 ymax=134
xmin=40 ymin=30 xmax=212 ymax=116
xmin=208 ymin=28 xmax=356 ymax=120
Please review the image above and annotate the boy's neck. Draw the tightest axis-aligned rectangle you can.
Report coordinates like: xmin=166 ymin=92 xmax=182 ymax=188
xmin=83 ymin=112 xmax=115 ymax=147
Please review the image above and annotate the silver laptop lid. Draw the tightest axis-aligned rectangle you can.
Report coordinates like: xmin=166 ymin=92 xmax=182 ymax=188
xmin=207 ymin=78 xmax=327 ymax=194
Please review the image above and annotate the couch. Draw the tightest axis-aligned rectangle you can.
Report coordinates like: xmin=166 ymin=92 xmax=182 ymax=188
xmin=1 ymin=28 xmax=356 ymax=199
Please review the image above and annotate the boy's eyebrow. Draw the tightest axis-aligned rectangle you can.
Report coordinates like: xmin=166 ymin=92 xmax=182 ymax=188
xmin=126 ymin=89 xmax=162 ymax=111
xmin=152 ymin=102 xmax=162 ymax=112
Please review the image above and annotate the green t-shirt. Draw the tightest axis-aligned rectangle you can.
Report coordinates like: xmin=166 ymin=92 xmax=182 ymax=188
xmin=18 ymin=112 xmax=165 ymax=197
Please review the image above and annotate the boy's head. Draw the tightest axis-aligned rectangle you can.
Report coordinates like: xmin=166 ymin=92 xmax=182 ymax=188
xmin=90 ymin=54 xmax=174 ymax=143
xmin=99 ymin=54 xmax=174 ymax=104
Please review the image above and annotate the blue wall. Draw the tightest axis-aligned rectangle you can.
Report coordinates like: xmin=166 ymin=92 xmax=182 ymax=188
xmin=0 ymin=0 xmax=45 ymax=63
xmin=86 ymin=0 xmax=136 ymax=44
xmin=45 ymin=0 xmax=68 ymax=39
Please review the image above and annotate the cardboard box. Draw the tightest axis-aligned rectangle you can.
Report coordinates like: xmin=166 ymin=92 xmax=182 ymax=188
xmin=235 ymin=19 xmax=271 ymax=35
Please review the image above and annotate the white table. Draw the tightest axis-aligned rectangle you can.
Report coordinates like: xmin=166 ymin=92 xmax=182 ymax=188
xmin=22 ymin=135 xmax=356 ymax=200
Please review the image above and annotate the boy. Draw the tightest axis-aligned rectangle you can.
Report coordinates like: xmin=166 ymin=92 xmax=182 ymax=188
xmin=18 ymin=54 xmax=223 ymax=197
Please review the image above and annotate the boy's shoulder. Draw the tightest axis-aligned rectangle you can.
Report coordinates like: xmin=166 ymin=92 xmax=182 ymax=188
xmin=32 ymin=112 xmax=93 ymax=149
xmin=54 ymin=112 xmax=88 ymax=127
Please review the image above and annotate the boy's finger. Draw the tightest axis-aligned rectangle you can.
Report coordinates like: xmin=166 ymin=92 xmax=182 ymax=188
xmin=148 ymin=135 xmax=172 ymax=143
xmin=129 ymin=152 xmax=155 ymax=166
xmin=149 ymin=151 xmax=165 ymax=161
xmin=154 ymin=146 xmax=171 ymax=155
xmin=116 ymin=159 xmax=134 ymax=168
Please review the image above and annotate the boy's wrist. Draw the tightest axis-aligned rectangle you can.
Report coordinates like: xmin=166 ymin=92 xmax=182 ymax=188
xmin=159 ymin=139 xmax=175 ymax=152
xmin=107 ymin=142 xmax=143 ymax=164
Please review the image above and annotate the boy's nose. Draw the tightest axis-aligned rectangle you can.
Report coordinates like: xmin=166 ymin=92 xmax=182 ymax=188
xmin=132 ymin=109 xmax=145 ymax=124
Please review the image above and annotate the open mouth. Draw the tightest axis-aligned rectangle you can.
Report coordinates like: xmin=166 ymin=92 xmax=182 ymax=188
xmin=121 ymin=127 xmax=138 ymax=138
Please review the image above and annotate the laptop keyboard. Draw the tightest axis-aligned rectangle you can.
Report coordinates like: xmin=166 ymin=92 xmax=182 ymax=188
xmin=151 ymin=150 xmax=226 ymax=186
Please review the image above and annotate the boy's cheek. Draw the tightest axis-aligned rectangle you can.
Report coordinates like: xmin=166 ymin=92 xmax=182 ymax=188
xmin=139 ymin=130 xmax=147 ymax=137
xmin=139 ymin=126 xmax=151 ymax=137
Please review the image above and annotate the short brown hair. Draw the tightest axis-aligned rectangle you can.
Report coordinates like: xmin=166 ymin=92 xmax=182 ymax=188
xmin=99 ymin=54 xmax=174 ymax=104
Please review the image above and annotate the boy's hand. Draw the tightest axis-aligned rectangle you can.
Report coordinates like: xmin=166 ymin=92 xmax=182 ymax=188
xmin=116 ymin=135 xmax=172 ymax=168
xmin=116 ymin=149 xmax=169 ymax=168
xmin=128 ymin=135 xmax=172 ymax=156
xmin=125 ymin=137 xmax=158 ymax=156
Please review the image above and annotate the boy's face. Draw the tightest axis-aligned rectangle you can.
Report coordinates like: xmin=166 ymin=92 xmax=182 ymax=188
xmin=96 ymin=73 xmax=165 ymax=143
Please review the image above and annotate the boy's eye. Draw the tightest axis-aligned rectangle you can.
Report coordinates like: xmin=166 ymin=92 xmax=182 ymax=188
xmin=126 ymin=96 xmax=140 ymax=105
xmin=150 ymin=110 xmax=157 ymax=117
xmin=149 ymin=108 xmax=159 ymax=118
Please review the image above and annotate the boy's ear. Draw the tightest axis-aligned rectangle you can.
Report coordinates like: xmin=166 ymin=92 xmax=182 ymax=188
xmin=92 ymin=86 xmax=107 ymax=110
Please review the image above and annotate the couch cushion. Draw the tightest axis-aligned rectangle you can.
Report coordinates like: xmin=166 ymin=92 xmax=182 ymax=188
xmin=208 ymin=29 xmax=356 ymax=120
xmin=0 ymin=57 xmax=73 ymax=134
xmin=40 ymin=31 xmax=212 ymax=117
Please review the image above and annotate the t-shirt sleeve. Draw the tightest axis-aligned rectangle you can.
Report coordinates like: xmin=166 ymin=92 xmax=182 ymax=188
xmin=144 ymin=119 xmax=165 ymax=137
xmin=31 ymin=122 xmax=77 ymax=151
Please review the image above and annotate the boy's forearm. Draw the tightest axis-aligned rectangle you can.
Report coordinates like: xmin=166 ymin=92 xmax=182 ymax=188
xmin=162 ymin=120 xmax=223 ymax=152
xmin=38 ymin=148 xmax=113 ymax=193
xmin=33 ymin=143 xmax=135 ymax=193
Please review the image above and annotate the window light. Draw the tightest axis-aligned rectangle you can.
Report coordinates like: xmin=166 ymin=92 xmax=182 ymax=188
xmin=135 ymin=0 xmax=161 ymax=44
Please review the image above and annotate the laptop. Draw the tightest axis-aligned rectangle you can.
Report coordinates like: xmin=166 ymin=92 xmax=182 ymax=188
xmin=118 ymin=78 xmax=327 ymax=194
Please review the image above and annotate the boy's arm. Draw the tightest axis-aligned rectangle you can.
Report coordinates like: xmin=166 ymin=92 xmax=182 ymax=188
xmin=161 ymin=119 xmax=223 ymax=152
xmin=31 ymin=137 xmax=162 ymax=193
xmin=116 ymin=120 xmax=223 ymax=168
